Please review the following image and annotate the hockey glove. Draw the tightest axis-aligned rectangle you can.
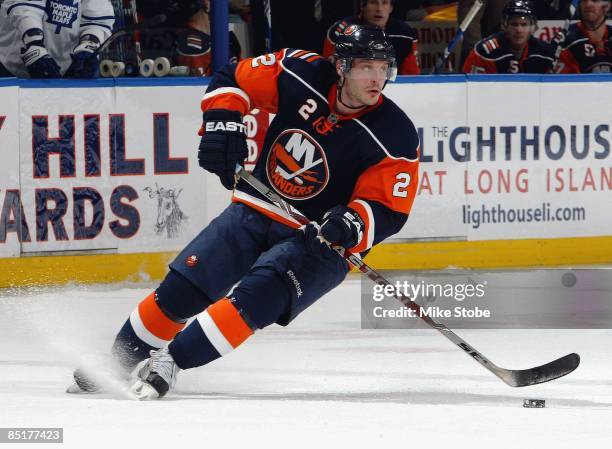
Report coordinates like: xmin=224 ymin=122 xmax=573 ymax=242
xmin=320 ymin=205 xmax=364 ymax=250
xmin=20 ymin=29 xmax=61 ymax=78
xmin=65 ymin=34 xmax=101 ymax=79
xmin=198 ymin=109 xmax=248 ymax=190
xmin=298 ymin=222 xmax=335 ymax=258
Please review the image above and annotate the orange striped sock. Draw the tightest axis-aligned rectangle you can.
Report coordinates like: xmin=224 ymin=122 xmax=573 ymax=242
xmin=195 ymin=298 xmax=254 ymax=355
xmin=129 ymin=292 xmax=186 ymax=348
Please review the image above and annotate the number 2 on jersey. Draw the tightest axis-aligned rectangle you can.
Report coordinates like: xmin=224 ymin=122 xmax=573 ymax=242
xmin=393 ymin=173 xmax=411 ymax=197
xmin=298 ymin=99 xmax=318 ymax=120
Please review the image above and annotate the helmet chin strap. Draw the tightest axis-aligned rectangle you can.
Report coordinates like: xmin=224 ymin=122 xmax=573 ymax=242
xmin=336 ymin=76 xmax=369 ymax=112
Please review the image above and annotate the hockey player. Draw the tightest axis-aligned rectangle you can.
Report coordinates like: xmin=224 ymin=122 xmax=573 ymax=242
xmin=463 ymin=0 xmax=556 ymax=73
xmin=555 ymin=0 xmax=611 ymax=73
xmin=0 ymin=0 xmax=114 ymax=78
xmin=67 ymin=25 xmax=420 ymax=399
xmin=323 ymin=0 xmax=420 ymax=75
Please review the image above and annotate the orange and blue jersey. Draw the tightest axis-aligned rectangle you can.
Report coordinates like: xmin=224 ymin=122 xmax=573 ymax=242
xmin=201 ymin=48 xmax=420 ymax=254
xmin=463 ymin=32 xmax=556 ymax=74
xmin=556 ymin=22 xmax=612 ymax=74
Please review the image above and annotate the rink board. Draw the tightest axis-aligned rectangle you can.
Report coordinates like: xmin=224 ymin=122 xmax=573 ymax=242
xmin=0 ymin=75 xmax=611 ymax=286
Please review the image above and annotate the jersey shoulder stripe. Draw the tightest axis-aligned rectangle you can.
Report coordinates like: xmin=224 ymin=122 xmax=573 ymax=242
xmin=474 ymin=35 xmax=512 ymax=61
xmin=279 ymin=49 xmax=335 ymax=101
xmin=285 ymin=49 xmax=323 ymax=63
xmin=386 ymin=18 xmax=418 ymax=42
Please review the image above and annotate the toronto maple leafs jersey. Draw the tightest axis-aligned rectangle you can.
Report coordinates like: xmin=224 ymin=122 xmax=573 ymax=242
xmin=201 ymin=49 xmax=420 ymax=254
xmin=0 ymin=0 xmax=114 ymax=77
xmin=463 ymin=32 xmax=555 ymax=74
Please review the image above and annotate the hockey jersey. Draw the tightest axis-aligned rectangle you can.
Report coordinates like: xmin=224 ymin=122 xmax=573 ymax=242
xmin=556 ymin=22 xmax=612 ymax=73
xmin=0 ymin=0 xmax=114 ymax=77
xmin=463 ymin=32 xmax=556 ymax=74
xmin=201 ymin=49 xmax=420 ymax=254
xmin=323 ymin=16 xmax=420 ymax=75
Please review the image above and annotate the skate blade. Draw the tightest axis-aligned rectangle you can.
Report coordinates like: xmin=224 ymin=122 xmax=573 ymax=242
xmin=129 ymin=379 xmax=161 ymax=400
xmin=66 ymin=382 xmax=101 ymax=394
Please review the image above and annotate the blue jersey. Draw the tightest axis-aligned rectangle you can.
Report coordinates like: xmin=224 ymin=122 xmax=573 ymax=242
xmin=200 ymin=49 xmax=420 ymax=254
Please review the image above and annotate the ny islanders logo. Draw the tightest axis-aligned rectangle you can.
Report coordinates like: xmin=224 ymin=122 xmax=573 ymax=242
xmin=266 ymin=130 xmax=329 ymax=200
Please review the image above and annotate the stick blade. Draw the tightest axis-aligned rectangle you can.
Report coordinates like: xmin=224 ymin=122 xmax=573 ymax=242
xmin=501 ymin=353 xmax=580 ymax=387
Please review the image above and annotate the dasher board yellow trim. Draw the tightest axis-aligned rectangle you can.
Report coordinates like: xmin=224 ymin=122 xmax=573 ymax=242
xmin=0 ymin=252 xmax=177 ymax=288
xmin=365 ymin=236 xmax=612 ymax=270
xmin=1 ymin=235 xmax=611 ymax=288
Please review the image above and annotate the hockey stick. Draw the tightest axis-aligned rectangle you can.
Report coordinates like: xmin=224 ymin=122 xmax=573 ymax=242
xmin=96 ymin=13 xmax=167 ymax=57
xmin=263 ymin=0 xmax=272 ymax=53
xmin=127 ymin=0 xmax=143 ymax=66
xmin=432 ymin=0 xmax=485 ymax=74
xmin=236 ymin=167 xmax=580 ymax=387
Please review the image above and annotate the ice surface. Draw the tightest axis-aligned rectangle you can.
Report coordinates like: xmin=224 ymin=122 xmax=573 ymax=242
xmin=1 ymin=277 xmax=611 ymax=448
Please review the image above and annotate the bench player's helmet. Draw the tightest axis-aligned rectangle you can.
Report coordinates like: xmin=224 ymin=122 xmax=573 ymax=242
xmin=334 ymin=24 xmax=397 ymax=82
xmin=502 ymin=0 xmax=536 ymax=26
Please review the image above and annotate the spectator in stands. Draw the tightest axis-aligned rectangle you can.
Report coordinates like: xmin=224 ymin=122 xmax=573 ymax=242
xmin=0 ymin=0 xmax=114 ymax=78
xmin=323 ymin=0 xmax=421 ymax=75
xmin=175 ymin=0 xmax=242 ymax=76
xmin=463 ymin=0 xmax=556 ymax=73
xmin=555 ymin=0 xmax=611 ymax=73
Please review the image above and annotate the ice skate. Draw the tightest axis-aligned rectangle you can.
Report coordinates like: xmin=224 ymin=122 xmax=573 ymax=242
xmin=66 ymin=361 xmax=138 ymax=395
xmin=66 ymin=368 xmax=101 ymax=394
xmin=129 ymin=348 xmax=179 ymax=400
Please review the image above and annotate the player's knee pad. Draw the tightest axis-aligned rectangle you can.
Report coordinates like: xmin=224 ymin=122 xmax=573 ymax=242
xmin=230 ymin=267 xmax=292 ymax=329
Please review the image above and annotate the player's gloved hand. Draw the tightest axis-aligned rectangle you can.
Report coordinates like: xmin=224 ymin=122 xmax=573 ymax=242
xmin=320 ymin=205 xmax=364 ymax=250
xmin=198 ymin=109 xmax=248 ymax=190
xmin=298 ymin=222 xmax=335 ymax=257
xmin=65 ymin=34 xmax=101 ymax=78
xmin=20 ymin=29 xmax=61 ymax=78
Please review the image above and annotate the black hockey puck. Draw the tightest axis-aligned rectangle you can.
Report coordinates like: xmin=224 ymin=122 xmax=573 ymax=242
xmin=561 ymin=271 xmax=576 ymax=288
xmin=523 ymin=399 xmax=545 ymax=408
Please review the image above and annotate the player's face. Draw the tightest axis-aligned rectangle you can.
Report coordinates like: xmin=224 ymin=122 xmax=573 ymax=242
xmin=342 ymin=59 xmax=388 ymax=107
xmin=504 ymin=17 xmax=533 ymax=49
xmin=580 ymin=0 xmax=609 ymax=26
xmin=362 ymin=0 xmax=393 ymax=29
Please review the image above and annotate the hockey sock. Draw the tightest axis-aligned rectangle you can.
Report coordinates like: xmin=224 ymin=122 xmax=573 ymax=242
xmin=112 ymin=292 xmax=187 ymax=370
xmin=168 ymin=298 xmax=255 ymax=369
